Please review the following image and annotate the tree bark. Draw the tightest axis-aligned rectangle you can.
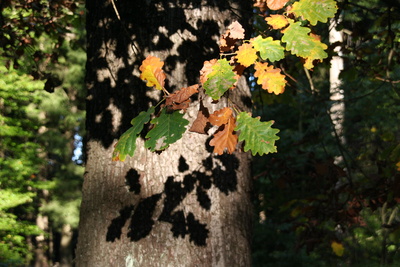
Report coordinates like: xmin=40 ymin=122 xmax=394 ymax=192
xmin=76 ymin=1 xmax=252 ymax=266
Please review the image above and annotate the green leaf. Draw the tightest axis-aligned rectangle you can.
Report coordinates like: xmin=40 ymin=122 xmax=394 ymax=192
xmin=203 ymin=58 xmax=236 ymax=100
xmin=282 ymin=20 xmax=328 ymax=69
xmin=235 ymin=112 xmax=280 ymax=156
xmin=291 ymin=0 xmax=338 ymax=26
xmin=252 ymin=36 xmax=285 ymax=62
xmin=112 ymin=106 xmax=155 ymax=161
xmin=145 ymin=109 xmax=189 ymax=151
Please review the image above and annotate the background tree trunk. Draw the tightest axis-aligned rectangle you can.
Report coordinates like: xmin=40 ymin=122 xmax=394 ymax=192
xmin=76 ymin=1 xmax=253 ymax=266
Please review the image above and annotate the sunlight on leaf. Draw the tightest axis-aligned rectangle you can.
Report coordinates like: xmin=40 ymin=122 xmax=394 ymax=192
xmin=139 ymin=55 xmax=166 ymax=90
xmin=291 ymin=0 xmax=338 ymax=26
xmin=203 ymin=59 xmax=236 ymax=100
xmin=251 ymin=36 xmax=285 ymax=62
xmin=235 ymin=112 xmax=280 ymax=156
xmin=265 ymin=14 xmax=289 ymax=30
xmin=236 ymin=43 xmax=258 ymax=67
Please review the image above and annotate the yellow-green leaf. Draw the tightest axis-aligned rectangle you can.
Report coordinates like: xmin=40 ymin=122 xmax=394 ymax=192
xmin=331 ymin=241 xmax=344 ymax=257
xmin=291 ymin=0 xmax=338 ymax=26
xmin=282 ymin=20 xmax=328 ymax=69
xmin=251 ymin=36 xmax=285 ymax=62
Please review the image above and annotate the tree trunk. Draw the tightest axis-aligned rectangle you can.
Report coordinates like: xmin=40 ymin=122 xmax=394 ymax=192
xmin=76 ymin=1 xmax=253 ymax=266
xmin=329 ymin=17 xmax=345 ymax=159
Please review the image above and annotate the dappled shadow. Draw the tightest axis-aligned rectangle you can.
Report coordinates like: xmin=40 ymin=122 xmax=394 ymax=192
xmin=86 ymin=0 xmax=251 ymax=148
xmin=86 ymin=0 xmax=251 ymax=248
xmin=106 ymin=153 xmax=239 ymax=246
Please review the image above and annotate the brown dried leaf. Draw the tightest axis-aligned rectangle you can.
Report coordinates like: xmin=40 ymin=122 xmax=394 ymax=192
xmin=189 ymin=101 xmax=210 ymax=134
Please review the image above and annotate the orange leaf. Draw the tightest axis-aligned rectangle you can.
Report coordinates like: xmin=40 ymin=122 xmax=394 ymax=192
xmin=236 ymin=43 xmax=258 ymax=67
xmin=210 ymin=117 xmax=238 ymax=155
xmin=139 ymin=55 xmax=166 ymax=90
xmin=265 ymin=14 xmax=289 ymax=29
xmin=189 ymin=101 xmax=210 ymax=134
xmin=228 ymin=21 xmax=245 ymax=40
xmin=200 ymin=59 xmax=217 ymax=84
xmin=267 ymin=0 xmax=289 ymax=10
xmin=254 ymin=62 xmax=287 ymax=94
xmin=209 ymin=107 xmax=233 ymax=126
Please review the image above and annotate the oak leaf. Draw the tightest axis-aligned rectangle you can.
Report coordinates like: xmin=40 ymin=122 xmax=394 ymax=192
xmin=228 ymin=21 xmax=245 ymax=40
xmin=282 ymin=20 xmax=328 ymax=69
xmin=251 ymin=36 xmax=285 ymax=62
xmin=113 ymin=106 xmax=155 ymax=161
xmin=189 ymin=101 xmax=210 ymax=134
xmin=254 ymin=62 xmax=286 ymax=94
xmin=265 ymin=14 xmax=289 ymax=29
xmin=203 ymin=58 xmax=236 ymax=100
xmin=210 ymin=117 xmax=238 ymax=155
xmin=200 ymin=59 xmax=217 ymax=84
xmin=166 ymin=84 xmax=199 ymax=111
xmin=209 ymin=107 xmax=233 ymax=126
xmin=145 ymin=109 xmax=189 ymax=151
xmin=139 ymin=55 xmax=166 ymax=90
xmin=291 ymin=0 xmax=337 ymax=26
xmin=267 ymin=0 xmax=289 ymax=10
xmin=235 ymin=112 xmax=280 ymax=156
xmin=236 ymin=43 xmax=258 ymax=67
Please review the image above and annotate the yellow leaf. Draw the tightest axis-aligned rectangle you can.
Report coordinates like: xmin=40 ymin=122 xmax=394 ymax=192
xmin=236 ymin=43 xmax=258 ymax=67
xmin=396 ymin=161 xmax=400 ymax=171
xmin=331 ymin=241 xmax=344 ymax=257
xmin=265 ymin=14 xmax=289 ymax=30
xmin=139 ymin=55 xmax=166 ymax=90
xmin=254 ymin=62 xmax=286 ymax=94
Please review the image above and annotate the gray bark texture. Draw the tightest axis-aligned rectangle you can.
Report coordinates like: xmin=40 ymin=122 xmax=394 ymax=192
xmin=76 ymin=1 xmax=253 ymax=266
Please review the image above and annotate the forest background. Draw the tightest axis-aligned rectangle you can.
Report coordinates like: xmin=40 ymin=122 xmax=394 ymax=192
xmin=0 ymin=0 xmax=399 ymax=266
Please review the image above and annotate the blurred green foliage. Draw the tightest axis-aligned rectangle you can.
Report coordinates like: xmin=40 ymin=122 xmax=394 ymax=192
xmin=251 ymin=0 xmax=400 ymax=266
xmin=0 ymin=0 xmax=85 ymax=265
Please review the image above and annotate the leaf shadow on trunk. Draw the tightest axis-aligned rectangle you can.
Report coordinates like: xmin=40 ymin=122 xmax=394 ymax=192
xmin=106 ymin=153 xmax=239 ymax=246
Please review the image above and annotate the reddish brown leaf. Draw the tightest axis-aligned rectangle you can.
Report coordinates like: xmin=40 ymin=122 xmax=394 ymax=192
xmin=189 ymin=101 xmax=210 ymax=134
xmin=209 ymin=117 xmax=238 ymax=155
xmin=165 ymin=84 xmax=199 ymax=111
xmin=220 ymin=33 xmax=236 ymax=52
xmin=166 ymin=84 xmax=199 ymax=104
xmin=209 ymin=107 xmax=233 ymax=126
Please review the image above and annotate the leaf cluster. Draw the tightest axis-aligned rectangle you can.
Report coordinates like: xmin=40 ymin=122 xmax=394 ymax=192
xmin=114 ymin=0 xmax=338 ymax=160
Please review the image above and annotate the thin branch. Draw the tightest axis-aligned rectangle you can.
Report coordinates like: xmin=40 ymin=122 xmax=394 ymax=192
xmin=110 ymin=0 xmax=121 ymax=20
xmin=304 ymin=67 xmax=315 ymax=92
